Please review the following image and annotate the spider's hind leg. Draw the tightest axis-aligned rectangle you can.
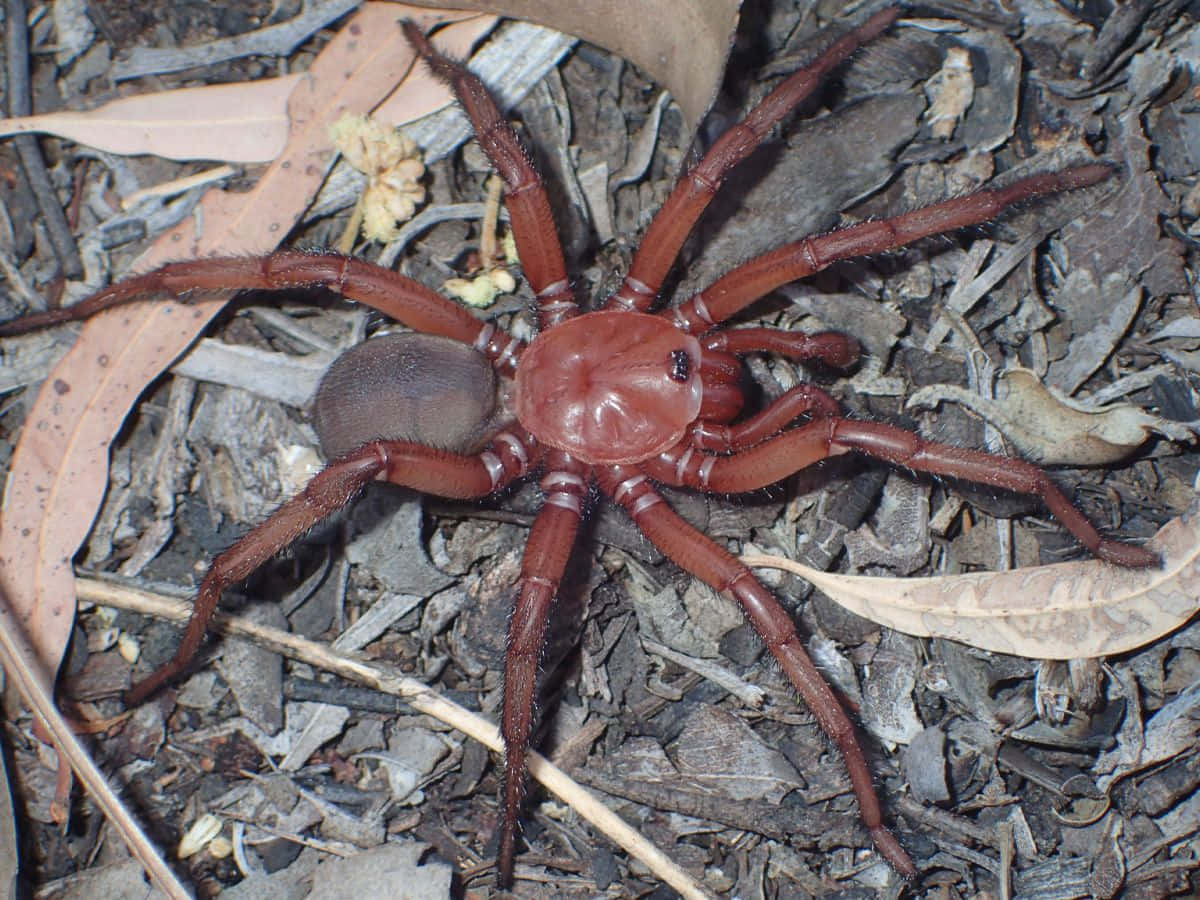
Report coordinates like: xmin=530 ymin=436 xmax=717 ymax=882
xmin=597 ymin=464 xmax=919 ymax=878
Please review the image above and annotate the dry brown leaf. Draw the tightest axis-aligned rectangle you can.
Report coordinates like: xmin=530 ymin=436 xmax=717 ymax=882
xmin=743 ymin=494 xmax=1199 ymax=659
xmin=404 ymin=0 xmax=742 ymax=130
xmin=907 ymin=368 xmax=1194 ymax=466
xmin=0 ymin=3 xmax=477 ymax=687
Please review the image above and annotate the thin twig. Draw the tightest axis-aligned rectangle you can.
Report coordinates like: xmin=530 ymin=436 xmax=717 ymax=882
xmin=5 ymin=0 xmax=83 ymax=282
xmin=0 ymin=579 xmax=189 ymax=899
xmin=76 ymin=575 xmax=714 ymax=900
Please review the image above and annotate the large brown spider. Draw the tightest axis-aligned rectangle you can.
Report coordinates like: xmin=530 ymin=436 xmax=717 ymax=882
xmin=1 ymin=6 xmax=1160 ymax=888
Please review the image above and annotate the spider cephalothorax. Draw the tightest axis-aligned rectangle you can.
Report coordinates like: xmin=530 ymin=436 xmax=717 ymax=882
xmin=0 ymin=6 xmax=1159 ymax=888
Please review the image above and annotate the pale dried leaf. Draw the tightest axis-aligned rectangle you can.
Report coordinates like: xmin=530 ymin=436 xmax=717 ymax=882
xmin=924 ymin=46 xmax=973 ymax=140
xmin=0 ymin=77 xmax=302 ymax=163
xmin=0 ymin=3 xmax=472 ymax=684
xmin=743 ymin=494 xmax=1200 ymax=660
xmin=0 ymin=17 xmax=496 ymax=165
xmin=907 ymin=367 xmax=1194 ymax=466
xmin=405 ymin=0 xmax=742 ymax=130
xmin=177 ymin=813 xmax=223 ymax=859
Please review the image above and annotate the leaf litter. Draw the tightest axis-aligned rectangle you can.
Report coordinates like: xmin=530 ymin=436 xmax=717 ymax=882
xmin=0 ymin=0 xmax=1198 ymax=896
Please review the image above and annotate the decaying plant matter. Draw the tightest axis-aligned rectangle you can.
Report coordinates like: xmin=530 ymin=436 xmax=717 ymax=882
xmin=0 ymin=6 xmax=1161 ymax=888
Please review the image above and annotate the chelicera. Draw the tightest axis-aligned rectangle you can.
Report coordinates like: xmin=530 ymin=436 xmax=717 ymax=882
xmin=1 ymin=6 xmax=1160 ymax=888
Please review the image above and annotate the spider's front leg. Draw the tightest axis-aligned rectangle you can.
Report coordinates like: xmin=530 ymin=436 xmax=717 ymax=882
xmin=596 ymin=465 xmax=918 ymax=878
xmin=402 ymin=22 xmax=577 ymax=328
xmin=687 ymin=328 xmax=859 ymax=451
xmin=669 ymin=166 xmax=1116 ymax=334
xmin=608 ymin=5 xmax=903 ymax=312
xmin=0 ymin=252 xmax=489 ymax=345
xmin=128 ymin=433 xmax=536 ymax=703
xmin=647 ymin=419 xmax=1159 ymax=568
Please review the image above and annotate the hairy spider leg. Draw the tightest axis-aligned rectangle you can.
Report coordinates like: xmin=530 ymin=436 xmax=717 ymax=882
xmin=403 ymin=22 xmax=578 ymax=329
xmin=669 ymin=166 xmax=1116 ymax=333
xmin=128 ymin=430 xmax=538 ymax=704
xmin=607 ymin=5 xmax=902 ymax=312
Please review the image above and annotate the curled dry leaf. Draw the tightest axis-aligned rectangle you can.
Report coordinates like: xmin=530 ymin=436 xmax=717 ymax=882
xmin=743 ymin=494 xmax=1199 ymax=660
xmin=404 ymin=0 xmax=742 ymax=130
xmin=907 ymin=367 xmax=1195 ymax=466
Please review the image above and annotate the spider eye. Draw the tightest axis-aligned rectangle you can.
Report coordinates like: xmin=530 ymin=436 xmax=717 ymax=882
xmin=668 ymin=349 xmax=691 ymax=383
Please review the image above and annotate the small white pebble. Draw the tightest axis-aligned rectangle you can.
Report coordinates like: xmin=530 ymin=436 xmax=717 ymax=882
xmin=116 ymin=633 xmax=140 ymax=664
xmin=178 ymin=813 xmax=222 ymax=859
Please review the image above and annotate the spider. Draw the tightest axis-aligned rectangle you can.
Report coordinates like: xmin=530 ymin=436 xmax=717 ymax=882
xmin=0 ymin=6 xmax=1159 ymax=888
